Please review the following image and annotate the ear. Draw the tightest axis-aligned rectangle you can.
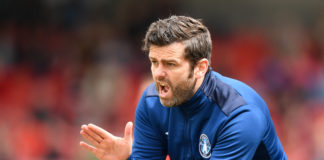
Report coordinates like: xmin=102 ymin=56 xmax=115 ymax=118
xmin=194 ymin=58 xmax=209 ymax=79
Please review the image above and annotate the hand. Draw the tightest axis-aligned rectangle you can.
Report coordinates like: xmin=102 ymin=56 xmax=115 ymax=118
xmin=80 ymin=122 xmax=133 ymax=160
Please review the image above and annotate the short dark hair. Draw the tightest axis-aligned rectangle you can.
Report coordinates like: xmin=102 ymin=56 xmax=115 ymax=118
xmin=142 ymin=15 xmax=212 ymax=69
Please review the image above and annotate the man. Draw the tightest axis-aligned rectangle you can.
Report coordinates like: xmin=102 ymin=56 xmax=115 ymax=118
xmin=80 ymin=15 xmax=287 ymax=160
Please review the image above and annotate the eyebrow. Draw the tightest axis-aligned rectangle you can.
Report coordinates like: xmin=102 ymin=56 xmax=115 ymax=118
xmin=149 ymin=57 xmax=179 ymax=63
xmin=162 ymin=59 xmax=178 ymax=63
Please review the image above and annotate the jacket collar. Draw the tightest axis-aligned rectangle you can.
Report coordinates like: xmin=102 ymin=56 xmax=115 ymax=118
xmin=177 ymin=70 xmax=212 ymax=117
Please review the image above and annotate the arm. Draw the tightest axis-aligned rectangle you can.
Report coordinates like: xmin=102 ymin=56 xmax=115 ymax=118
xmin=131 ymin=95 xmax=167 ymax=159
xmin=211 ymin=106 xmax=266 ymax=160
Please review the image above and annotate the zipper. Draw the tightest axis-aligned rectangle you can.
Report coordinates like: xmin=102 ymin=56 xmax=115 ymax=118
xmin=184 ymin=118 xmax=192 ymax=159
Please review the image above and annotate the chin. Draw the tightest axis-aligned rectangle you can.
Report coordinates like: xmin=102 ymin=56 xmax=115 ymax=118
xmin=159 ymin=98 xmax=177 ymax=107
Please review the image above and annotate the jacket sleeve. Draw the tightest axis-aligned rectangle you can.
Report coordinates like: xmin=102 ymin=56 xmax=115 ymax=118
xmin=130 ymin=92 xmax=167 ymax=159
xmin=211 ymin=105 xmax=266 ymax=160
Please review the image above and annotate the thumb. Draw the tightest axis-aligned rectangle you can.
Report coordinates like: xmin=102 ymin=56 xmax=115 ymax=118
xmin=124 ymin=121 xmax=133 ymax=143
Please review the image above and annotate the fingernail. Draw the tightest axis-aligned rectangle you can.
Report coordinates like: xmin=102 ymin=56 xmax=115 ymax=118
xmin=127 ymin=121 xmax=133 ymax=126
xmin=88 ymin=123 xmax=95 ymax=127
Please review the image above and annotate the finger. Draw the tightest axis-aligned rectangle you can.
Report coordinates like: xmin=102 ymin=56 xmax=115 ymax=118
xmin=80 ymin=130 xmax=100 ymax=146
xmin=81 ymin=125 xmax=103 ymax=143
xmin=88 ymin=123 xmax=113 ymax=139
xmin=124 ymin=121 xmax=133 ymax=143
xmin=80 ymin=141 xmax=97 ymax=153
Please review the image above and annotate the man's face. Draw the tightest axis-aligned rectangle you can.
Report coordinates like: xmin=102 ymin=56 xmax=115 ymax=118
xmin=149 ymin=42 xmax=197 ymax=107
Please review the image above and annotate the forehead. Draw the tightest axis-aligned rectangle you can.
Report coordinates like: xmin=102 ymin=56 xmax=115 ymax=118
xmin=149 ymin=42 xmax=186 ymax=60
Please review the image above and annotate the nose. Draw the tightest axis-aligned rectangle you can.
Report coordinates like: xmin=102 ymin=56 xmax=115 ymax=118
xmin=153 ymin=65 xmax=166 ymax=80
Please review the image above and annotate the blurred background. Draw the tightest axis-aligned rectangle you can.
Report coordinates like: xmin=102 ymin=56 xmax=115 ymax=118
xmin=0 ymin=0 xmax=323 ymax=159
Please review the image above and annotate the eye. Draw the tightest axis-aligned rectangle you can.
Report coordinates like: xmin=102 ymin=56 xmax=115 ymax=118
xmin=167 ymin=62 xmax=175 ymax=67
xmin=151 ymin=60 xmax=158 ymax=65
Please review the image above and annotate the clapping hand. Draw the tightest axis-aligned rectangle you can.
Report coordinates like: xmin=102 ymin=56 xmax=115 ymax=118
xmin=80 ymin=122 xmax=133 ymax=160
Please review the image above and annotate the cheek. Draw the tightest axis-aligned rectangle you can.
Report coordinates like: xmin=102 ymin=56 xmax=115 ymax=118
xmin=170 ymin=72 xmax=187 ymax=86
xmin=151 ymin=67 xmax=157 ymax=78
xmin=151 ymin=68 xmax=154 ymax=77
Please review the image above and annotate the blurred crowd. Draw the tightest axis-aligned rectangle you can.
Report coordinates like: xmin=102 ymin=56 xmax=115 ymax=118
xmin=0 ymin=0 xmax=323 ymax=159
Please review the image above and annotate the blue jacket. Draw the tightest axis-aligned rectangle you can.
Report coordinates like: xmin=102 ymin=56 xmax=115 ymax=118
xmin=130 ymin=71 xmax=287 ymax=159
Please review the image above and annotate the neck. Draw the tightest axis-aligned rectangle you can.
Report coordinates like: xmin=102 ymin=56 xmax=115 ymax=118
xmin=193 ymin=74 xmax=205 ymax=94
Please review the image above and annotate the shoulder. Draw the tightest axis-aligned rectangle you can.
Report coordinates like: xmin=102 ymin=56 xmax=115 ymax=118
xmin=138 ymin=83 xmax=161 ymax=109
xmin=136 ymin=82 xmax=167 ymax=118
xmin=135 ymin=83 xmax=169 ymax=132
xmin=201 ymin=71 xmax=247 ymax=116
xmin=211 ymin=72 xmax=266 ymax=106
xmin=145 ymin=83 xmax=159 ymax=97
xmin=203 ymin=71 xmax=267 ymax=116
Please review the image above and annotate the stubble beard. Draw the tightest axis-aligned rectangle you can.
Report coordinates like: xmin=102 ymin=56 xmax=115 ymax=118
xmin=156 ymin=70 xmax=197 ymax=107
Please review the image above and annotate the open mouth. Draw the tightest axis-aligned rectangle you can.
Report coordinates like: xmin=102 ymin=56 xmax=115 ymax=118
xmin=159 ymin=82 xmax=170 ymax=98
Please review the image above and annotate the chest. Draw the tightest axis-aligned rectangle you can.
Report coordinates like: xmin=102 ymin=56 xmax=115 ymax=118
xmin=163 ymin=107 xmax=225 ymax=159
